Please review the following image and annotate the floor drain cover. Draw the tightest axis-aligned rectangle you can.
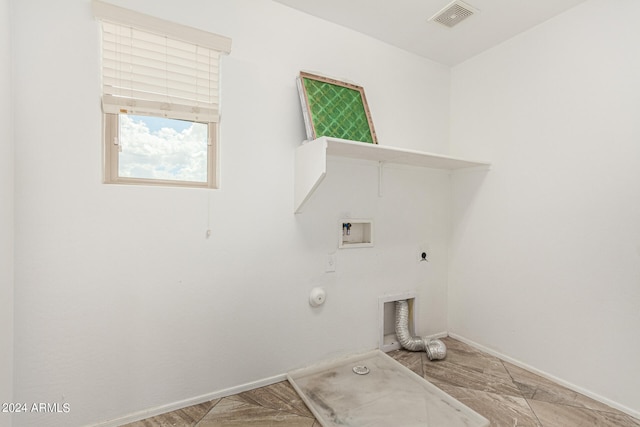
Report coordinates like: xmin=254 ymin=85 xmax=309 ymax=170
xmin=352 ymin=365 xmax=370 ymax=375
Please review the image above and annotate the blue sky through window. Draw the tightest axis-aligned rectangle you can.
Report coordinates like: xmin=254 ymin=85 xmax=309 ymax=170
xmin=129 ymin=115 xmax=193 ymax=133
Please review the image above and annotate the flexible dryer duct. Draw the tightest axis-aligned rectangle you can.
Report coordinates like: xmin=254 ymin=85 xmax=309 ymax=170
xmin=395 ymin=300 xmax=447 ymax=360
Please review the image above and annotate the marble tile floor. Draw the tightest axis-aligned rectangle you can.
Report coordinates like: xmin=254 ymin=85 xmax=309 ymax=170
xmin=124 ymin=337 xmax=640 ymax=426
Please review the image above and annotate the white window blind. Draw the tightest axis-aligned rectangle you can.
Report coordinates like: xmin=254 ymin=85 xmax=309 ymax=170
xmin=93 ymin=0 xmax=231 ymax=122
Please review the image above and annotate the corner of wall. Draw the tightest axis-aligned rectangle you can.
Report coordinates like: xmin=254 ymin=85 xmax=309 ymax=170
xmin=0 ymin=0 xmax=15 ymax=424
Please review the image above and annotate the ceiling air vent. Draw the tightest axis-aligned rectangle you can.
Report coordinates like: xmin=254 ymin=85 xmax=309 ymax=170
xmin=429 ymin=0 xmax=478 ymax=28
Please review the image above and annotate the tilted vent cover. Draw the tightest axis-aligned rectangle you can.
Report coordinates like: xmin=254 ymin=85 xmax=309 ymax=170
xmin=430 ymin=0 xmax=478 ymax=28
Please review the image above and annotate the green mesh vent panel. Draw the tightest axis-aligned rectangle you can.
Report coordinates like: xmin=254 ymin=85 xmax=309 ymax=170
xmin=300 ymin=73 xmax=376 ymax=144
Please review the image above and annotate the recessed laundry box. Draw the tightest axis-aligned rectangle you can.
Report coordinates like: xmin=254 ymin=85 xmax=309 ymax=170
xmin=339 ymin=219 xmax=373 ymax=249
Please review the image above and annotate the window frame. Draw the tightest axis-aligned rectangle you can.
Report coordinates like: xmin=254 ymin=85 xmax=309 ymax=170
xmin=94 ymin=0 xmax=230 ymax=190
xmin=103 ymin=113 xmax=219 ymax=189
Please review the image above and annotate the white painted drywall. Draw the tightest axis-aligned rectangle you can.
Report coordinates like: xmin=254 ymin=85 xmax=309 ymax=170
xmin=449 ymin=0 xmax=640 ymax=416
xmin=11 ymin=1 xmax=451 ymax=425
xmin=0 ymin=0 xmax=14 ymax=425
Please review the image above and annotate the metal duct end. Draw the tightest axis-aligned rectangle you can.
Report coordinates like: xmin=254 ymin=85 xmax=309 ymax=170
xmin=394 ymin=300 xmax=447 ymax=360
xmin=425 ymin=339 xmax=447 ymax=360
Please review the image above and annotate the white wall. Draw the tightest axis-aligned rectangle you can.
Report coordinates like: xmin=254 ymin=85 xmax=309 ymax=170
xmin=449 ymin=0 xmax=640 ymax=417
xmin=11 ymin=1 xmax=451 ymax=425
xmin=0 ymin=0 xmax=14 ymax=425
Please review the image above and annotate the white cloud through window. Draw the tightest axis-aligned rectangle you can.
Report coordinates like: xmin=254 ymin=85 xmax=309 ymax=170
xmin=118 ymin=115 xmax=208 ymax=183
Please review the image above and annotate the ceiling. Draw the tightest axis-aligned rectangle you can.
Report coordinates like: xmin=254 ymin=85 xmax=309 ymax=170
xmin=273 ymin=0 xmax=586 ymax=66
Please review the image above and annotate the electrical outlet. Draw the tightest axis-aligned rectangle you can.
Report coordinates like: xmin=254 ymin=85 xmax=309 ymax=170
xmin=326 ymin=253 xmax=337 ymax=272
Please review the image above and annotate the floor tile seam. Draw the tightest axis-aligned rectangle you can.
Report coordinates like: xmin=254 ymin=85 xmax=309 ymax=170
xmin=172 ymin=413 xmax=200 ymax=426
xmin=198 ymin=397 xmax=228 ymax=423
xmin=241 ymin=390 xmax=314 ymax=419
xmin=528 ymin=399 xmax=640 ymax=427
xmin=233 ymin=392 xmax=262 ymax=408
xmin=499 ymin=356 xmax=636 ymax=419
xmin=520 ymin=395 xmax=545 ymax=426
xmin=590 ymin=404 xmax=640 ymax=419
xmin=587 ymin=406 xmax=640 ymax=422
xmin=425 ymin=356 xmax=508 ymax=380
xmin=528 ymin=383 xmax=640 ymax=422
xmin=225 ymin=393 xmax=317 ymax=421
xmin=528 ymin=396 xmax=639 ymax=420
xmin=499 ymin=359 xmax=546 ymax=427
xmin=264 ymin=403 xmax=316 ymax=420
xmin=447 ymin=383 xmax=522 ymax=399
xmin=432 ymin=359 xmax=485 ymax=375
xmin=432 ymin=379 xmax=545 ymax=424
xmin=475 ymin=386 xmax=549 ymax=427
xmin=176 ymin=404 xmax=218 ymax=425
xmin=418 ymin=353 xmax=427 ymax=377
xmin=428 ymin=380 xmax=526 ymax=402
xmin=424 ymin=370 xmax=525 ymax=399
xmin=262 ymin=402 xmax=317 ymax=420
xmin=256 ymin=388 xmax=312 ymax=417
xmin=498 ymin=359 xmax=530 ymax=398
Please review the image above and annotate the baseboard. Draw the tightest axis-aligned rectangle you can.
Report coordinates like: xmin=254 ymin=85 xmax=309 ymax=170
xmin=90 ymin=373 xmax=287 ymax=427
xmin=448 ymin=332 xmax=640 ymax=421
xmin=91 ymin=332 xmax=638 ymax=425
xmin=428 ymin=331 xmax=449 ymax=340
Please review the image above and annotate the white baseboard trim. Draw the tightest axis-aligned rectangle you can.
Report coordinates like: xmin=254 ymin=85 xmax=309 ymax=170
xmin=448 ymin=333 xmax=640 ymax=421
xmin=91 ymin=333 xmax=640 ymax=425
xmin=90 ymin=373 xmax=288 ymax=427
xmin=428 ymin=331 xmax=449 ymax=340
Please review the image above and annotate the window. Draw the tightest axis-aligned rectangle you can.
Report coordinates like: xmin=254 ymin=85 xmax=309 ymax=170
xmin=93 ymin=0 xmax=231 ymax=188
xmin=104 ymin=114 xmax=215 ymax=186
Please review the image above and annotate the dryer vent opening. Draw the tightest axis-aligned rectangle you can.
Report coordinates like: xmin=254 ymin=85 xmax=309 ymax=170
xmin=395 ymin=300 xmax=447 ymax=360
